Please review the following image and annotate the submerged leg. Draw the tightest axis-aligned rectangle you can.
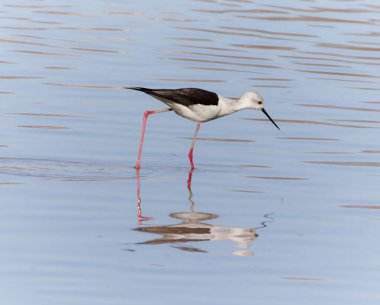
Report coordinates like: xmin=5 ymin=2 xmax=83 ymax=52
xmin=188 ymin=122 xmax=201 ymax=169
xmin=135 ymin=168 xmax=153 ymax=224
xmin=136 ymin=108 xmax=171 ymax=169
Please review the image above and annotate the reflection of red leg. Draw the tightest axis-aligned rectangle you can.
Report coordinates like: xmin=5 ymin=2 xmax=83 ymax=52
xmin=188 ymin=122 xmax=201 ymax=169
xmin=136 ymin=168 xmax=143 ymax=224
xmin=187 ymin=167 xmax=194 ymax=191
xmin=187 ymin=168 xmax=195 ymax=212
xmin=135 ymin=168 xmax=152 ymax=225
xmin=188 ymin=148 xmax=194 ymax=170
xmin=135 ymin=109 xmax=171 ymax=169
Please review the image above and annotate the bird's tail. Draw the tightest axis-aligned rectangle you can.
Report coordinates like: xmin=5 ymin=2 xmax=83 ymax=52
xmin=123 ymin=87 xmax=150 ymax=92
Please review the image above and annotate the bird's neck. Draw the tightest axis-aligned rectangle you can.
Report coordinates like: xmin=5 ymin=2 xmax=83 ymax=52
xmin=218 ymin=95 xmax=250 ymax=117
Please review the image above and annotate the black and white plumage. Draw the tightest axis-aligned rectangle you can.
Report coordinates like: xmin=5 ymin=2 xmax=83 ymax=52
xmin=128 ymin=87 xmax=219 ymax=107
xmin=126 ymin=87 xmax=280 ymax=169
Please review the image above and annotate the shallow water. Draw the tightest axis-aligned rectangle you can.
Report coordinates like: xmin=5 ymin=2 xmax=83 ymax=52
xmin=1 ymin=0 xmax=380 ymax=304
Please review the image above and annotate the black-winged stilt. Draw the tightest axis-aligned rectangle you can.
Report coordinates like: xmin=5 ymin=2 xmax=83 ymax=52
xmin=126 ymin=87 xmax=280 ymax=169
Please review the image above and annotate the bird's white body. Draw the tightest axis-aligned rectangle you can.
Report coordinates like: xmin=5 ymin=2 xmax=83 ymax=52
xmin=169 ymin=99 xmax=221 ymax=122
xmin=166 ymin=92 xmax=264 ymax=123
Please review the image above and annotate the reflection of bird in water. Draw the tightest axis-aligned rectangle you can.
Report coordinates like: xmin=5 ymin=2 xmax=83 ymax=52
xmin=134 ymin=168 xmax=260 ymax=256
xmin=134 ymin=216 xmax=258 ymax=256
xmin=126 ymin=87 xmax=280 ymax=169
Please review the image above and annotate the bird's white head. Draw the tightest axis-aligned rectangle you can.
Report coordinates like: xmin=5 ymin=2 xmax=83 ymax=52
xmin=239 ymin=91 xmax=265 ymax=110
xmin=239 ymin=91 xmax=280 ymax=130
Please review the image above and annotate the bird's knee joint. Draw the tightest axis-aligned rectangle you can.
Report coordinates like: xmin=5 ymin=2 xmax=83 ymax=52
xmin=144 ymin=110 xmax=154 ymax=118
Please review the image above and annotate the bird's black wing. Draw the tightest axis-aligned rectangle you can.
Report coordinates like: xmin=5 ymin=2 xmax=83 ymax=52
xmin=126 ymin=87 xmax=219 ymax=106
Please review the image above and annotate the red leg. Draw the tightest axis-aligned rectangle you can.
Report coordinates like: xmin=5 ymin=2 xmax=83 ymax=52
xmin=136 ymin=108 xmax=170 ymax=169
xmin=188 ymin=122 xmax=201 ymax=169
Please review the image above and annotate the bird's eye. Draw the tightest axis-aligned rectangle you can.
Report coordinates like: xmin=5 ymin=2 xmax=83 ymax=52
xmin=258 ymin=101 xmax=263 ymax=105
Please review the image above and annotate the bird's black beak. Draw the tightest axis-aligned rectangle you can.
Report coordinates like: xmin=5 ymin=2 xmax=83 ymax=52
xmin=261 ymin=108 xmax=280 ymax=130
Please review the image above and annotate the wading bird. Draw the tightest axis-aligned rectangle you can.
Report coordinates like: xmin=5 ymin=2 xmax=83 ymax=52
xmin=126 ymin=87 xmax=280 ymax=169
